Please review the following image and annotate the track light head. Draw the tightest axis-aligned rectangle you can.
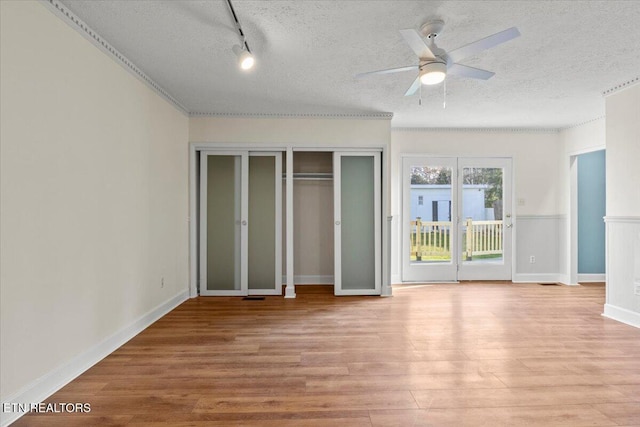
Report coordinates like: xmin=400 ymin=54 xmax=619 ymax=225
xmin=232 ymin=44 xmax=255 ymax=70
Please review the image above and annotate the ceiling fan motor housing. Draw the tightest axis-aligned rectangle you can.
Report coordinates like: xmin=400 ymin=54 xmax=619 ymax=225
xmin=420 ymin=19 xmax=445 ymax=39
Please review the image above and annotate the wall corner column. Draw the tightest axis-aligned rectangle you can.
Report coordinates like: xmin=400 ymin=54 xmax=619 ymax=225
xmin=284 ymin=146 xmax=296 ymax=298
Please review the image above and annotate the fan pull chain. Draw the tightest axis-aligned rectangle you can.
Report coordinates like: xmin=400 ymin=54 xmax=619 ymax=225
xmin=443 ymin=78 xmax=447 ymax=109
xmin=419 ymin=82 xmax=422 ymax=106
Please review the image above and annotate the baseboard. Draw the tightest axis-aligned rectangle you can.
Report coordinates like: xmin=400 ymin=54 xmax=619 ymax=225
xmin=512 ymin=273 xmax=564 ymax=284
xmin=556 ymin=274 xmax=573 ymax=285
xmin=602 ymin=304 xmax=640 ymax=328
xmin=578 ymin=274 xmax=606 ymax=282
xmin=282 ymin=275 xmax=334 ymax=285
xmin=0 ymin=289 xmax=189 ymax=427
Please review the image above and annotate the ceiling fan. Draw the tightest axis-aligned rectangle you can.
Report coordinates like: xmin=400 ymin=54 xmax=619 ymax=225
xmin=356 ymin=20 xmax=520 ymax=97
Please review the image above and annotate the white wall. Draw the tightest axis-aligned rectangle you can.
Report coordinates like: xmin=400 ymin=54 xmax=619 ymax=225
xmin=561 ymin=118 xmax=606 ymax=158
xmin=0 ymin=0 xmax=189 ymax=409
xmin=603 ymin=84 xmax=640 ymax=327
xmin=390 ymin=129 xmax=563 ymax=283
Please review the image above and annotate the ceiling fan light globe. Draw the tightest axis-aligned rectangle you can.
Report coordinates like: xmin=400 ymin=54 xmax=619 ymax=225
xmin=420 ymin=71 xmax=446 ymax=85
xmin=419 ymin=61 xmax=447 ymax=85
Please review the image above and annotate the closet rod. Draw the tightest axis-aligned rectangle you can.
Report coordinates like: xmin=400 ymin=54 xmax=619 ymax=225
xmin=281 ymin=172 xmax=333 ymax=181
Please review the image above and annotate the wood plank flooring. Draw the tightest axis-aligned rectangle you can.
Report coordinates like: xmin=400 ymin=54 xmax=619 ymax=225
xmin=13 ymin=283 xmax=640 ymax=426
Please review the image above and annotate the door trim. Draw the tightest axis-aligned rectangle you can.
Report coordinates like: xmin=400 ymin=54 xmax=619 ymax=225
xmin=334 ymin=151 xmax=382 ymax=296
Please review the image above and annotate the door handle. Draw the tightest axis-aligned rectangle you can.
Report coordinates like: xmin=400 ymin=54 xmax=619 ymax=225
xmin=335 ymin=221 xmax=341 ymax=226
xmin=241 ymin=220 xmax=247 ymax=226
xmin=506 ymin=223 xmax=513 ymax=228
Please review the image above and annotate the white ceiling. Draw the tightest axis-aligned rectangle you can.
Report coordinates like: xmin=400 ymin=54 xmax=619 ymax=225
xmin=58 ymin=0 xmax=640 ymax=128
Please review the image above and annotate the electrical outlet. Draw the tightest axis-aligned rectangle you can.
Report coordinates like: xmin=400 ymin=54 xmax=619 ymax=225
xmin=518 ymin=198 xmax=525 ymax=206
xmin=161 ymin=277 xmax=165 ymax=288
xmin=529 ymin=256 xmax=536 ymax=264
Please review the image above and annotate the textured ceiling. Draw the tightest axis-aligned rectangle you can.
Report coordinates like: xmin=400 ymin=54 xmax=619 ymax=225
xmin=58 ymin=0 xmax=640 ymax=128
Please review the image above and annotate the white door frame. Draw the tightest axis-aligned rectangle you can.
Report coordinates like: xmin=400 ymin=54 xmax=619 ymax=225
xmin=567 ymin=146 xmax=606 ymax=285
xmin=401 ymin=155 xmax=514 ymax=282
xmin=334 ymin=151 xmax=382 ymax=295
xmin=248 ymin=152 xmax=283 ymax=295
xmin=457 ymin=157 xmax=513 ymax=280
xmin=401 ymin=156 xmax=458 ymax=282
xmin=199 ymin=150 xmax=248 ymax=296
xmin=198 ymin=150 xmax=283 ymax=296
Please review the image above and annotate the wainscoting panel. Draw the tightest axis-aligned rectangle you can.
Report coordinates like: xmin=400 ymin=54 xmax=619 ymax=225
xmin=603 ymin=217 xmax=640 ymax=328
xmin=513 ymin=215 xmax=563 ymax=283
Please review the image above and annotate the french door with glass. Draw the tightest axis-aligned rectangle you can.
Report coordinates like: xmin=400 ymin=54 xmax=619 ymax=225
xmin=199 ymin=151 xmax=282 ymax=296
xmin=402 ymin=156 xmax=512 ymax=282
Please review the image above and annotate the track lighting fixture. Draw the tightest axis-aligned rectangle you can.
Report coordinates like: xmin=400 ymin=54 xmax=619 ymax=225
xmin=226 ymin=0 xmax=255 ymax=71
xmin=233 ymin=44 xmax=254 ymax=70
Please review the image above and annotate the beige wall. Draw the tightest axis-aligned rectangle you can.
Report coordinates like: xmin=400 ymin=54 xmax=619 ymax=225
xmin=391 ymin=130 xmax=563 ymax=216
xmin=0 ymin=0 xmax=189 ymax=400
xmin=606 ymin=85 xmax=640 ymax=217
xmin=293 ymin=180 xmax=334 ymax=279
xmin=190 ymin=116 xmax=390 ymax=147
xmin=561 ymin=117 xmax=606 ymax=155
xmin=389 ymin=129 xmax=564 ymax=281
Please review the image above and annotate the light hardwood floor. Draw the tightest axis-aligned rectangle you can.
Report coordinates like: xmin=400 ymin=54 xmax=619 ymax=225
xmin=14 ymin=283 xmax=640 ymax=426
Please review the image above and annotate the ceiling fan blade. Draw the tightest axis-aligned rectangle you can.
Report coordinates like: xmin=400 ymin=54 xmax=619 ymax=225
xmin=399 ymin=29 xmax=436 ymax=60
xmin=448 ymin=63 xmax=495 ymax=80
xmin=447 ymin=27 xmax=520 ymax=63
xmin=404 ymin=76 xmax=421 ymax=96
xmin=355 ymin=65 xmax=418 ymax=79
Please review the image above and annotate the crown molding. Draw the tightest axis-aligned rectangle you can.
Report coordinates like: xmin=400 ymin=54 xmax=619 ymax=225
xmin=560 ymin=115 xmax=605 ymax=130
xmin=40 ymin=0 xmax=189 ymax=116
xmin=391 ymin=127 xmax=559 ymax=133
xmin=189 ymin=112 xmax=394 ymax=120
xmin=602 ymin=76 xmax=640 ymax=97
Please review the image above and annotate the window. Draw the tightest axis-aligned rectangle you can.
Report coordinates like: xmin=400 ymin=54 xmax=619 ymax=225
xmin=418 ymin=195 xmax=423 ymax=205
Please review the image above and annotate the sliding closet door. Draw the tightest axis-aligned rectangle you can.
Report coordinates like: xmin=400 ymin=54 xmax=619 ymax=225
xmin=199 ymin=151 xmax=282 ymax=296
xmin=199 ymin=152 xmax=248 ymax=296
xmin=248 ymin=153 xmax=282 ymax=295
xmin=333 ymin=152 xmax=381 ymax=295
